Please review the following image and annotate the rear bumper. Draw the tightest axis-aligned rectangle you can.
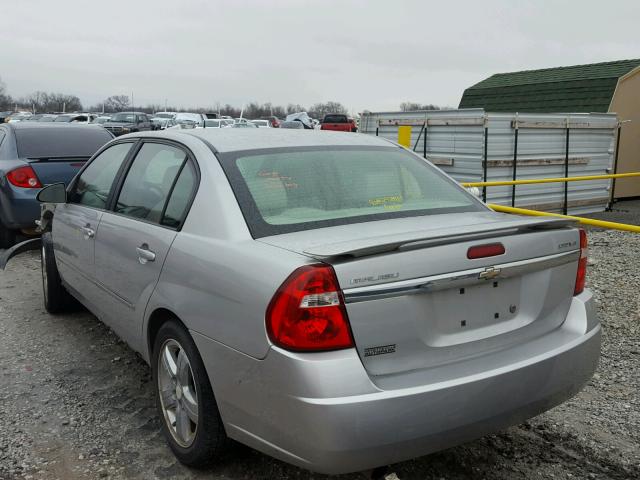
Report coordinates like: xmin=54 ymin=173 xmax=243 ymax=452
xmin=193 ymin=291 xmax=600 ymax=474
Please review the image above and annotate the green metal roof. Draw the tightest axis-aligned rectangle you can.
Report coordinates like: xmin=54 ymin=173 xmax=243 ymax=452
xmin=459 ymin=59 xmax=640 ymax=113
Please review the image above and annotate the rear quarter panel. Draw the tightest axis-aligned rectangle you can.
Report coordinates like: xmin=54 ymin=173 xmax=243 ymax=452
xmin=0 ymin=144 xmax=39 ymax=227
xmin=149 ymin=236 xmax=309 ymax=360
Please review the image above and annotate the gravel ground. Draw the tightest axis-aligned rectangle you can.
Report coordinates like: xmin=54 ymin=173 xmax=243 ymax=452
xmin=0 ymin=202 xmax=639 ymax=480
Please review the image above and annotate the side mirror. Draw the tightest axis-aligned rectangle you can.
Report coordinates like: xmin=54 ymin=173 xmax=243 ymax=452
xmin=37 ymin=183 xmax=67 ymax=203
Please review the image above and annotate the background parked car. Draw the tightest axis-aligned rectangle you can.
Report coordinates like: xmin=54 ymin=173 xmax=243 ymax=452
xmin=0 ymin=122 xmax=113 ymax=247
xmin=231 ymin=121 xmax=257 ymax=128
xmin=153 ymin=111 xmax=177 ymax=120
xmin=92 ymin=115 xmax=112 ymax=125
xmin=262 ymin=116 xmax=280 ymax=128
xmin=174 ymin=112 xmax=206 ymax=127
xmin=168 ymin=119 xmax=198 ymax=130
xmin=285 ymin=111 xmax=314 ymax=129
xmin=36 ymin=114 xmax=59 ymax=122
xmin=6 ymin=112 xmax=33 ymax=123
xmin=54 ymin=113 xmax=97 ymax=124
xmin=151 ymin=117 xmax=177 ymax=130
xmin=200 ymin=119 xmax=225 ymax=128
xmin=0 ymin=111 xmax=14 ymax=123
xmin=251 ymin=119 xmax=271 ymax=128
xmin=279 ymin=120 xmax=304 ymax=129
xmin=103 ymin=112 xmax=154 ymax=136
xmin=320 ymin=113 xmax=358 ymax=132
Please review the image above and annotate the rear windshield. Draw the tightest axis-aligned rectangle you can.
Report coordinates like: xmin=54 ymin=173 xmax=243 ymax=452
xmin=219 ymin=146 xmax=483 ymax=237
xmin=323 ymin=115 xmax=348 ymax=123
xmin=15 ymin=127 xmax=113 ymax=159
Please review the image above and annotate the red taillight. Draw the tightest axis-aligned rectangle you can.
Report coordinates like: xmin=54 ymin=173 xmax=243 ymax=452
xmin=574 ymin=229 xmax=588 ymax=295
xmin=266 ymin=264 xmax=354 ymax=352
xmin=467 ymin=243 xmax=505 ymax=259
xmin=6 ymin=165 xmax=42 ymax=188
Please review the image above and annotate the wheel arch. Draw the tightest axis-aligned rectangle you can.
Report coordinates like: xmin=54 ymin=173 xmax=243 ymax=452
xmin=145 ymin=307 xmax=188 ymax=363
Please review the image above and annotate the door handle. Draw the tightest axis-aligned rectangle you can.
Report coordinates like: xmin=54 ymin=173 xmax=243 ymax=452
xmin=80 ymin=226 xmax=95 ymax=239
xmin=136 ymin=245 xmax=156 ymax=264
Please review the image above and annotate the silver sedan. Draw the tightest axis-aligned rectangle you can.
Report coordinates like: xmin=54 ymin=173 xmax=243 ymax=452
xmin=29 ymin=129 xmax=599 ymax=474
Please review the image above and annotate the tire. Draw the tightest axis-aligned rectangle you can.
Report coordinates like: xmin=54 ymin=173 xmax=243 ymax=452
xmin=0 ymin=223 xmax=16 ymax=249
xmin=152 ymin=319 xmax=227 ymax=468
xmin=41 ymin=232 xmax=73 ymax=313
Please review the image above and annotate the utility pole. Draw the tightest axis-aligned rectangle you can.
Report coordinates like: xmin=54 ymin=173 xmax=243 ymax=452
xmin=165 ymin=98 xmax=168 ymax=112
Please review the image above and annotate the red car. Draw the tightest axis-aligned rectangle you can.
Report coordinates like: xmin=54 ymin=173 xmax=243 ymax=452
xmin=320 ymin=114 xmax=357 ymax=132
xmin=261 ymin=116 xmax=280 ymax=128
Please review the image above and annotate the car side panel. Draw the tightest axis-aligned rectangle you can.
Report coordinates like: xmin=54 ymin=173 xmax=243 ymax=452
xmin=144 ymin=236 xmax=309 ymax=362
xmin=52 ymin=203 xmax=103 ymax=310
xmin=92 ymin=212 xmax=177 ymax=354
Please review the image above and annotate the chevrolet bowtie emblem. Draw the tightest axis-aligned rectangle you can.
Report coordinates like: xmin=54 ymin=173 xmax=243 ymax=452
xmin=479 ymin=267 xmax=501 ymax=280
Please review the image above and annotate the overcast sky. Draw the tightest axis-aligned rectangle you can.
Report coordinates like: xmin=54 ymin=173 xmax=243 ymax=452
xmin=2 ymin=0 xmax=638 ymax=114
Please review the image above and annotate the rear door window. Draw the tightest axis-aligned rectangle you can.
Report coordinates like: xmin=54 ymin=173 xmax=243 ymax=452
xmin=114 ymin=143 xmax=188 ymax=224
xmin=69 ymin=142 xmax=133 ymax=209
xmin=220 ymin=146 xmax=484 ymax=237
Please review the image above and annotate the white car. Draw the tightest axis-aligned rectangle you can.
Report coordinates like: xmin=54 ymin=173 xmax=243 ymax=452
xmin=174 ymin=112 xmax=207 ymax=127
xmin=54 ymin=113 xmax=97 ymax=124
xmin=200 ymin=119 xmax=224 ymax=128
xmin=153 ymin=111 xmax=177 ymax=119
xmin=251 ymin=120 xmax=271 ymax=128
xmin=7 ymin=112 xmax=33 ymax=123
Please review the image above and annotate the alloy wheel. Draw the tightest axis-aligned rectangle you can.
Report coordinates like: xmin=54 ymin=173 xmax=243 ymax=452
xmin=157 ymin=338 xmax=199 ymax=448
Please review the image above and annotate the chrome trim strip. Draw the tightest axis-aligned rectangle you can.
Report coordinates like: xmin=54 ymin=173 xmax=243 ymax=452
xmin=342 ymin=250 xmax=579 ymax=304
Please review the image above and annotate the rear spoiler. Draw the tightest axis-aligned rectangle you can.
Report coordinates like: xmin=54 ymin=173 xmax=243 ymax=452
xmin=26 ymin=156 xmax=90 ymax=162
xmin=303 ymin=217 xmax=576 ymax=259
xmin=0 ymin=238 xmax=41 ymax=270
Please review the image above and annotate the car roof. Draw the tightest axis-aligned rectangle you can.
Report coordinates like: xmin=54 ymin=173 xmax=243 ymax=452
xmin=173 ymin=129 xmax=393 ymax=153
xmin=3 ymin=122 xmax=93 ymax=131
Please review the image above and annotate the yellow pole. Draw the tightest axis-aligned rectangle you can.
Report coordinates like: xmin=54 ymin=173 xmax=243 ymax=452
xmin=397 ymin=126 xmax=412 ymax=148
xmin=489 ymin=204 xmax=640 ymax=233
xmin=462 ymin=172 xmax=640 ymax=188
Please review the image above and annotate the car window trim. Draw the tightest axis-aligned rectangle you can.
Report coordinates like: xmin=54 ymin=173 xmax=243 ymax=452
xmin=66 ymin=139 xmax=140 ymax=213
xmin=159 ymin=158 xmax=188 ymax=227
xmin=106 ymin=138 xmax=201 ymax=232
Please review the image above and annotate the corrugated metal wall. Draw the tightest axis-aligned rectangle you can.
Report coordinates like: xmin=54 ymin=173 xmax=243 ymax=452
xmin=359 ymin=109 xmax=618 ymax=214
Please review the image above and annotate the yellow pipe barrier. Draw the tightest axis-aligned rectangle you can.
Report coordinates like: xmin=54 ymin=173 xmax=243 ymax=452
xmin=489 ymin=204 xmax=640 ymax=233
xmin=462 ymin=172 xmax=640 ymax=188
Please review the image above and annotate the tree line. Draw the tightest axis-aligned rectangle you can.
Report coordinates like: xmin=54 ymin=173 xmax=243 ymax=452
xmin=1 ymin=76 xmax=444 ymax=117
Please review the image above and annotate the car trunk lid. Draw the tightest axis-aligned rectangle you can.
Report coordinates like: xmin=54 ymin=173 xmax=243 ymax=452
xmin=26 ymin=157 xmax=89 ymax=185
xmin=259 ymin=212 xmax=581 ymax=378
